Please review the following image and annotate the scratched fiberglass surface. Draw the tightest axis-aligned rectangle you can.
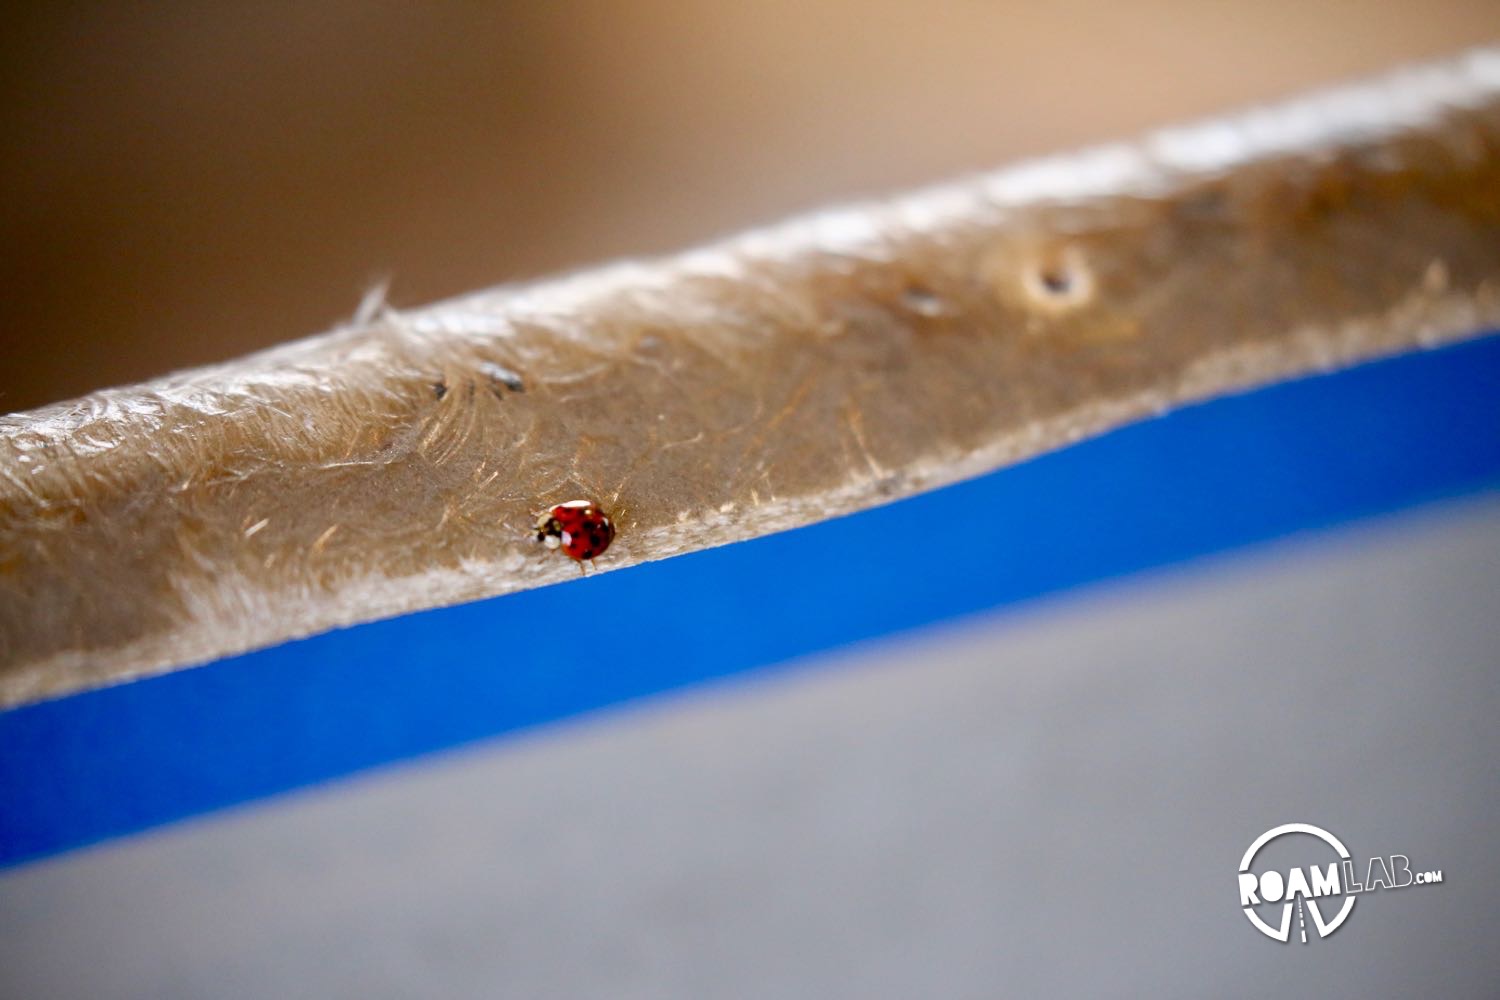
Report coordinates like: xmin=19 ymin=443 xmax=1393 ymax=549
xmin=0 ymin=331 xmax=1498 ymax=867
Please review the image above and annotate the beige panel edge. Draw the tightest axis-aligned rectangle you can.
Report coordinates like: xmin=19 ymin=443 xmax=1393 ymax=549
xmin=4 ymin=48 xmax=1500 ymax=706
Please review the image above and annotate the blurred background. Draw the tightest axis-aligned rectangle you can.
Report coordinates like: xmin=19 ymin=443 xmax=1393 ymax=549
xmin=2 ymin=1 xmax=1498 ymax=413
xmin=3 ymin=5 xmax=1500 ymax=998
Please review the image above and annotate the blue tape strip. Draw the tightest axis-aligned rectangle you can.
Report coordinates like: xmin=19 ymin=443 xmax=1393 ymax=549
xmin=3 ymin=333 xmax=1499 ymax=868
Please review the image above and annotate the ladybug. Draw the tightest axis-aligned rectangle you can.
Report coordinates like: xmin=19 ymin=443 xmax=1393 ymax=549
xmin=534 ymin=500 xmax=615 ymax=563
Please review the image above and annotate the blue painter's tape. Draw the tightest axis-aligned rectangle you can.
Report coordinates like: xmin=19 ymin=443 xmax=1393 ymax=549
xmin=2 ymin=333 xmax=1498 ymax=868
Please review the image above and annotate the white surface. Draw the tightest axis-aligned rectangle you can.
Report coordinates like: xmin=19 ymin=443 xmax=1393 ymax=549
xmin=2 ymin=495 xmax=1498 ymax=998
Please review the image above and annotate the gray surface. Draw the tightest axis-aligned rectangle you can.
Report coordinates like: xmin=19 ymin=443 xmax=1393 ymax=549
xmin=2 ymin=495 xmax=1498 ymax=998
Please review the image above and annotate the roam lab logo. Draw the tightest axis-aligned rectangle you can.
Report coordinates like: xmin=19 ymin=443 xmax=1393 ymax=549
xmin=1237 ymin=823 xmax=1445 ymax=943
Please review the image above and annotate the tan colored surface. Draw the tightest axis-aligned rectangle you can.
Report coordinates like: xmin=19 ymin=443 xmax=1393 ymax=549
xmin=2 ymin=50 xmax=1500 ymax=706
xmin=2 ymin=4 xmax=1497 ymax=414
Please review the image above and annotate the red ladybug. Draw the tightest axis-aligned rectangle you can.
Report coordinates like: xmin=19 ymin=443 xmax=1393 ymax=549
xmin=534 ymin=500 xmax=615 ymax=562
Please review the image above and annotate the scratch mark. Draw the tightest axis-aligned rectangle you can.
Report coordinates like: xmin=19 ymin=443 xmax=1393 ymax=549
xmin=479 ymin=361 xmax=526 ymax=395
xmin=311 ymin=524 xmax=341 ymax=555
xmin=742 ymin=373 xmax=817 ymax=464
xmin=353 ymin=278 xmax=392 ymax=326
xmin=844 ymin=403 xmax=888 ymax=479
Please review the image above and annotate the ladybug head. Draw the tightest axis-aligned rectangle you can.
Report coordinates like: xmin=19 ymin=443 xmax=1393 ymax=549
xmin=533 ymin=512 xmax=564 ymax=549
